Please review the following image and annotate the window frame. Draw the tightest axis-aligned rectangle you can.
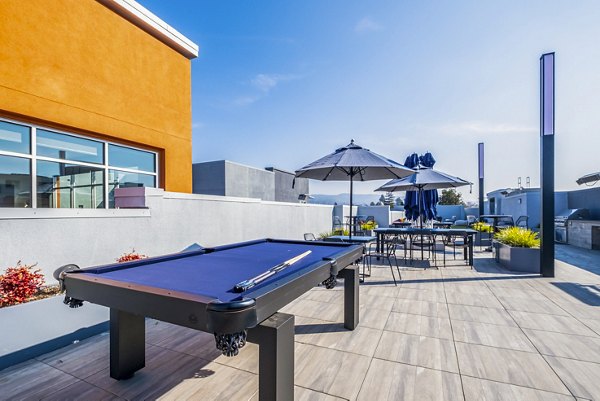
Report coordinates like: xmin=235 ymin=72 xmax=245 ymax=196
xmin=0 ymin=116 xmax=159 ymax=209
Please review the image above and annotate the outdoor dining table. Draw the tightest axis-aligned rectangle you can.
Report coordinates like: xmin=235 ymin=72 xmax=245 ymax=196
xmin=374 ymin=227 xmax=477 ymax=266
xmin=323 ymin=235 xmax=376 ymax=244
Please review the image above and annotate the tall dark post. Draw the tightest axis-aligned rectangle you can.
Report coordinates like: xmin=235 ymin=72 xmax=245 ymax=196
xmin=478 ymin=142 xmax=484 ymax=217
xmin=349 ymin=168 xmax=354 ymax=239
xmin=540 ymin=53 xmax=555 ymax=277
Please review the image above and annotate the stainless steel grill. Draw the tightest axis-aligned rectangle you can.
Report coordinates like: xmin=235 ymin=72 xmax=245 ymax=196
xmin=554 ymin=208 xmax=590 ymax=243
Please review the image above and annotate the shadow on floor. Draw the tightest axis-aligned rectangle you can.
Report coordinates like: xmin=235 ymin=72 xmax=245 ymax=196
xmin=551 ymin=282 xmax=600 ymax=306
xmin=556 ymin=244 xmax=600 ymax=276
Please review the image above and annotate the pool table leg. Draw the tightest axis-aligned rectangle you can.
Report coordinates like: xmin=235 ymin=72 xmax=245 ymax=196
xmin=247 ymin=313 xmax=294 ymax=401
xmin=110 ymin=308 xmax=145 ymax=380
xmin=338 ymin=265 xmax=359 ymax=330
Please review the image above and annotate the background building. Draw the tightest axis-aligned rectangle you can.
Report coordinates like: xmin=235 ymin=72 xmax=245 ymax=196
xmin=192 ymin=160 xmax=309 ymax=202
xmin=0 ymin=0 xmax=198 ymax=209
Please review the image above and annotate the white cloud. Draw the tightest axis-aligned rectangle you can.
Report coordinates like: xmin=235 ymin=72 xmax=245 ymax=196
xmin=192 ymin=122 xmax=205 ymax=129
xmin=355 ymin=17 xmax=383 ymax=33
xmin=233 ymin=95 xmax=261 ymax=106
xmin=411 ymin=121 xmax=537 ymax=136
xmin=251 ymin=74 xmax=300 ymax=93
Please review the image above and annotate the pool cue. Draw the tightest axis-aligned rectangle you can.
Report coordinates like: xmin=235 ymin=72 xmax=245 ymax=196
xmin=233 ymin=250 xmax=312 ymax=292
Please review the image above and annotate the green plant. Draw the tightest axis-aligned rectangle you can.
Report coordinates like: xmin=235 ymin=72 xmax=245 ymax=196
xmin=318 ymin=229 xmax=349 ymax=239
xmin=472 ymin=222 xmax=493 ymax=233
xmin=361 ymin=220 xmax=377 ymax=230
xmin=495 ymin=227 xmax=540 ymax=248
xmin=0 ymin=262 xmax=45 ymax=307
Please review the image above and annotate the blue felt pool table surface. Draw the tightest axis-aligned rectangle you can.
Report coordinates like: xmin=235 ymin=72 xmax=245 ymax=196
xmin=80 ymin=241 xmax=348 ymax=303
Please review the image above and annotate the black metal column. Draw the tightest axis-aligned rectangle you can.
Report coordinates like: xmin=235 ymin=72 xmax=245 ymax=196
xmin=478 ymin=143 xmax=484 ymax=217
xmin=247 ymin=313 xmax=295 ymax=401
xmin=110 ymin=308 xmax=145 ymax=380
xmin=540 ymin=52 xmax=555 ymax=277
xmin=338 ymin=265 xmax=359 ymax=330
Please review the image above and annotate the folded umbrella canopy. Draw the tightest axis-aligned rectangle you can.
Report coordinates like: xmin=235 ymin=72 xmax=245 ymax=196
xmin=295 ymin=140 xmax=414 ymax=238
xmin=376 ymin=161 xmax=471 ymax=228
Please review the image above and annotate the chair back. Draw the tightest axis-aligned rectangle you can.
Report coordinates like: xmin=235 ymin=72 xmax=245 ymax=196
xmin=304 ymin=233 xmax=316 ymax=241
xmin=515 ymin=215 xmax=529 ymax=228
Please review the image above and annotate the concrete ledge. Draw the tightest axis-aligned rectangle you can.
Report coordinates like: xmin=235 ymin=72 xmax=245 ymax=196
xmin=0 ymin=296 xmax=108 ymax=370
xmin=0 ymin=208 xmax=150 ymax=220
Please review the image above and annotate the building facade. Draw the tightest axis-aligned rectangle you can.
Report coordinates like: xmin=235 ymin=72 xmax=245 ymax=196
xmin=192 ymin=160 xmax=310 ymax=203
xmin=0 ymin=0 xmax=198 ymax=209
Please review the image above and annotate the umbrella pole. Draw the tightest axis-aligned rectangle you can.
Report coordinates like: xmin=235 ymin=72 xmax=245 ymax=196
xmin=419 ymin=186 xmax=424 ymax=260
xmin=349 ymin=169 xmax=354 ymax=239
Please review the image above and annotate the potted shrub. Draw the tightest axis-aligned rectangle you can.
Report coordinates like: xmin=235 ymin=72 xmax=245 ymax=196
xmin=0 ymin=261 xmax=108 ymax=370
xmin=493 ymin=227 xmax=540 ymax=273
xmin=472 ymin=222 xmax=493 ymax=246
xmin=360 ymin=220 xmax=378 ymax=236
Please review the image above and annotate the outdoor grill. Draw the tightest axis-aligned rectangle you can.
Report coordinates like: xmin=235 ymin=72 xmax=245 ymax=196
xmin=554 ymin=208 xmax=590 ymax=243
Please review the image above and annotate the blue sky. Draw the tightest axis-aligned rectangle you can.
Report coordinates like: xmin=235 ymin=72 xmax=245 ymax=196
xmin=140 ymin=0 xmax=600 ymax=200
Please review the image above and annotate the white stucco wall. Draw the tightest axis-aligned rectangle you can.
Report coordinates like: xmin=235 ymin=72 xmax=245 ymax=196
xmin=0 ymin=188 xmax=334 ymax=280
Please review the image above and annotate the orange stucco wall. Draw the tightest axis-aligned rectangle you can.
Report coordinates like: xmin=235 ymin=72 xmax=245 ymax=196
xmin=0 ymin=0 xmax=192 ymax=192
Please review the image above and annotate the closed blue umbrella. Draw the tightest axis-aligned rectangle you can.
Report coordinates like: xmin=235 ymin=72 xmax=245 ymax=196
xmin=419 ymin=153 xmax=439 ymax=222
xmin=376 ymin=155 xmax=471 ymax=227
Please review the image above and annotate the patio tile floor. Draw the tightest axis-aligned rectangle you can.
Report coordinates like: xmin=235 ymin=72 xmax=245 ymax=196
xmin=1 ymin=243 xmax=599 ymax=400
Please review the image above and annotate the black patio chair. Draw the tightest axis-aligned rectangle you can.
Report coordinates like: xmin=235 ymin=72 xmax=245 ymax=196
xmin=304 ymin=233 xmax=316 ymax=241
xmin=362 ymin=236 xmax=402 ymax=285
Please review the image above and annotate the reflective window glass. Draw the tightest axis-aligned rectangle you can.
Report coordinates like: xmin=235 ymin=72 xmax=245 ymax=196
xmin=0 ymin=155 xmax=31 ymax=207
xmin=37 ymin=160 xmax=104 ymax=208
xmin=37 ymin=129 xmax=103 ymax=164
xmin=108 ymin=144 xmax=155 ymax=172
xmin=108 ymin=169 xmax=155 ymax=207
xmin=0 ymin=121 xmax=30 ymax=154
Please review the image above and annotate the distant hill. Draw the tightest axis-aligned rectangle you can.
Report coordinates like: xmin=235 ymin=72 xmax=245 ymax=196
xmin=310 ymin=193 xmax=392 ymax=206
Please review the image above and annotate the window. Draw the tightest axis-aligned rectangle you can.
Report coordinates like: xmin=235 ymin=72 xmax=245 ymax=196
xmin=37 ymin=129 xmax=104 ymax=164
xmin=0 ymin=155 xmax=31 ymax=207
xmin=0 ymin=121 xmax=30 ymax=154
xmin=37 ymin=161 xmax=104 ymax=208
xmin=0 ymin=118 xmax=158 ymax=208
xmin=108 ymin=144 xmax=155 ymax=172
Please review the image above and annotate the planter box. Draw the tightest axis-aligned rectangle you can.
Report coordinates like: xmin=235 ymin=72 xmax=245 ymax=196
xmin=474 ymin=231 xmax=493 ymax=247
xmin=494 ymin=241 xmax=540 ymax=273
xmin=0 ymin=295 xmax=108 ymax=370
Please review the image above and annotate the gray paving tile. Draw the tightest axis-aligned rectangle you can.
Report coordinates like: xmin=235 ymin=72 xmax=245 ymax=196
xmin=448 ymin=304 xmax=517 ymax=327
xmin=157 ymin=361 xmax=257 ymax=400
xmin=0 ymin=359 xmax=79 ymax=400
xmin=85 ymin=345 xmax=212 ymax=400
xmin=385 ymin=311 xmax=453 ymax=339
xmin=462 ymin=375 xmax=575 ymax=401
xmin=580 ymin=317 xmax=600 ymax=336
xmin=40 ymin=380 xmax=124 ymax=401
xmin=496 ymin=295 xmax=569 ymax=316
xmin=294 ymin=315 xmax=383 ymax=357
xmin=445 ymin=291 xmax=504 ymax=309
xmin=375 ymin=331 xmax=459 ymax=373
xmin=452 ymin=320 xmax=536 ymax=352
xmin=509 ymin=310 xmax=599 ymax=337
xmin=295 ymin=343 xmax=370 ymax=400
xmin=357 ymin=358 xmax=463 ymax=401
xmin=545 ymin=356 xmax=600 ymax=400
xmin=523 ymin=329 xmax=600 ymax=363
xmin=359 ymin=305 xmax=392 ymax=330
xmin=455 ymin=342 xmax=570 ymax=394
xmin=392 ymin=298 xmax=449 ymax=318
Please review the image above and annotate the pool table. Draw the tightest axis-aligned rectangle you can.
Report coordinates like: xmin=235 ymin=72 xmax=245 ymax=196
xmin=55 ymin=238 xmax=363 ymax=401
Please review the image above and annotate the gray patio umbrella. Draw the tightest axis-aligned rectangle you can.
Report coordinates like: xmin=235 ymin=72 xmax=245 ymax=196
xmin=295 ymin=140 xmax=414 ymax=238
xmin=376 ymin=167 xmax=472 ymax=227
